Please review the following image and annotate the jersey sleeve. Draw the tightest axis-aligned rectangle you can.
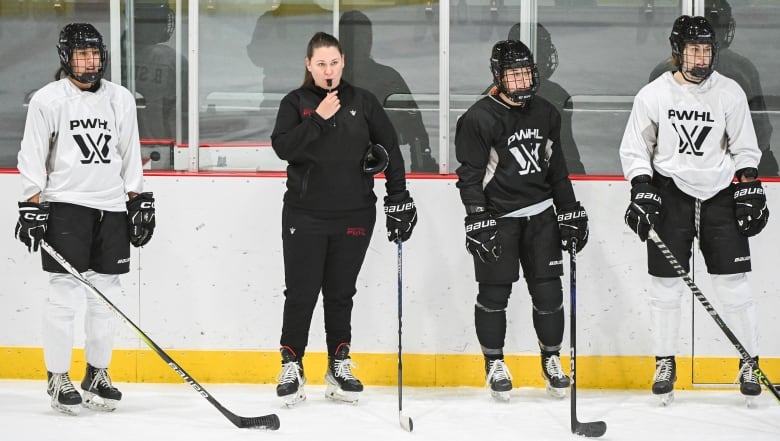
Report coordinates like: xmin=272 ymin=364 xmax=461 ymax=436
xmin=619 ymin=89 xmax=657 ymax=181
xmin=364 ymin=91 xmax=407 ymax=197
xmin=454 ymin=107 xmax=492 ymax=209
xmin=17 ymin=97 xmax=52 ymax=201
xmin=271 ymin=91 xmax=328 ymax=162
xmin=115 ymin=87 xmax=144 ymax=195
xmin=723 ymin=85 xmax=761 ymax=171
xmin=545 ymin=108 xmax=576 ymax=208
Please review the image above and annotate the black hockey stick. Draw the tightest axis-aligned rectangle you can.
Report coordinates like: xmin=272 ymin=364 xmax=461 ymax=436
xmin=40 ymin=240 xmax=281 ymax=430
xmin=396 ymin=240 xmax=413 ymax=432
xmin=647 ymin=228 xmax=780 ymax=403
xmin=569 ymin=241 xmax=607 ymax=437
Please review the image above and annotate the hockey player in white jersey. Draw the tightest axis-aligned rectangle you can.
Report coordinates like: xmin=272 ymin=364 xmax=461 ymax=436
xmin=15 ymin=23 xmax=156 ymax=415
xmin=620 ymin=15 xmax=769 ymax=406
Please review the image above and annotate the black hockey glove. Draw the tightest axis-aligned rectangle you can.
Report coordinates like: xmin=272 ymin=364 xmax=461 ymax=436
xmin=624 ymin=175 xmax=662 ymax=242
xmin=384 ymin=191 xmax=417 ymax=243
xmin=14 ymin=201 xmax=50 ymax=253
xmin=734 ymin=180 xmax=769 ymax=237
xmin=557 ymin=202 xmax=588 ymax=253
xmin=464 ymin=212 xmax=501 ymax=264
xmin=127 ymin=192 xmax=156 ymax=247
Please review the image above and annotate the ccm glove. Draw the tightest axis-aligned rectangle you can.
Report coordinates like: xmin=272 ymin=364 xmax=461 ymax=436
xmin=557 ymin=202 xmax=589 ymax=253
xmin=734 ymin=180 xmax=769 ymax=237
xmin=464 ymin=211 xmax=501 ymax=264
xmin=384 ymin=191 xmax=417 ymax=242
xmin=14 ymin=201 xmax=50 ymax=253
xmin=624 ymin=175 xmax=662 ymax=242
xmin=127 ymin=192 xmax=156 ymax=247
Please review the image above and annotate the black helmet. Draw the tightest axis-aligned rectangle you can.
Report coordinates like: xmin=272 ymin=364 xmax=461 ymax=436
xmin=507 ymin=23 xmax=558 ymax=80
xmin=705 ymin=0 xmax=735 ymax=48
xmin=361 ymin=143 xmax=389 ymax=175
xmin=490 ymin=40 xmax=539 ymax=106
xmin=57 ymin=23 xmax=108 ymax=84
xmin=669 ymin=16 xmax=718 ymax=82
xmin=135 ymin=3 xmax=175 ymax=45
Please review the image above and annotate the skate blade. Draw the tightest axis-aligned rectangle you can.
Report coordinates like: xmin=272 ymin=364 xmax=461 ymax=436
xmin=280 ymin=388 xmax=307 ymax=408
xmin=656 ymin=391 xmax=674 ymax=406
xmin=82 ymin=391 xmax=118 ymax=412
xmin=744 ymin=396 xmax=757 ymax=408
xmin=490 ymin=390 xmax=511 ymax=402
xmin=324 ymin=384 xmax=360 ymax=404
xmin=51 ymin=401 xmax=81 ymax=416
xmin=545 ymin=383 xmax=567 ymax=399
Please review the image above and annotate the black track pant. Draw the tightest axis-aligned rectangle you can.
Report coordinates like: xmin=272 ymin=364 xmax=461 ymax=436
xmin=279 ymin=205 xmax=375 ymax=359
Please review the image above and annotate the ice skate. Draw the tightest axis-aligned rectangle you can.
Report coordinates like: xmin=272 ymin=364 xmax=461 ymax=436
xmin=81 ymin=364 xmax=122 ymax=411
xmin=276 ymin=347 xmax=306 ymax=407
xmin=324 ymin=343 xmax=363 ymax=404
xmin=541 ymin=352 xmax=570 ymax=399
xmin=485 ymin=358 xmax=513 ymax=402
xmin=736 ymin=356 xmax=761 ymax=407
xmin=652 ymin=356 xmax=676 ymax=406
xmin=47 ymin=371 xmax=82 ymax=415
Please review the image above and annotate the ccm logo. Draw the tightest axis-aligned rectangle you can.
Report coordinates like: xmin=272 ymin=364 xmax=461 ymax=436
xmin=385 ymin=202 xmax=414 ymax=213
xmin=635 ymin=192 xmax=661 ymax=203
xmin=734 ymin=187 xmax=763 ymax=198
xmin=465 ymin=219 xmax=496 ymax=232
xmin=557 ymin=210 xmax=586 ymax=222
xmin=23 ymin=212 xmax=49 ymax=221
xmin=140 ymin=201 xmax=155 ymax=209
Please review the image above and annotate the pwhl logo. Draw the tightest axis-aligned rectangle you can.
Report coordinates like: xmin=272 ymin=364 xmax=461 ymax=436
xmin=668 ymin=109 xmax=713 ymax=157
xmin=507 ymin=128 xmax=543 ymax=175
xmin=346 ymin=227 xmax=366 ymax=236
xmin=71 ymin=118 xmax=112 ymax=164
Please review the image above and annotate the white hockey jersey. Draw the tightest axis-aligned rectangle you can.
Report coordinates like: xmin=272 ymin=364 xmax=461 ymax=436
xmin=17 ymin=78 xmax=143 ymax=212
xmin=620 ymin=71 xmax=761 ymax=200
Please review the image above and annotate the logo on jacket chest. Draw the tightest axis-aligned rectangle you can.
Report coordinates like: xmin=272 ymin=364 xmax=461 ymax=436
xmin=668 ymin=109 xmax=714 ymax=157
xmin=506 ymin=128 xmax=545 ymax=176
xmin=70 ymin=118 xmax=112 ymax=164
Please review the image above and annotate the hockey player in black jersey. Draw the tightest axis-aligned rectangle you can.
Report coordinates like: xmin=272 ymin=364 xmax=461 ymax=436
xmin=455 ymin=40 xmax=589 ymax=401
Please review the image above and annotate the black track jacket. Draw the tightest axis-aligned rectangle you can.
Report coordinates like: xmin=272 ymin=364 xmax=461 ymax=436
xmin=272 ymin=81 xmax=407 ymax=211
xmin=455 ymin=94 xmax=575 ymax=216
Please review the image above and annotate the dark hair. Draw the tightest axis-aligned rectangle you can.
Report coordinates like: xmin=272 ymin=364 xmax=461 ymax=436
xmin=301 ymin=31 xmax=342 ymax=88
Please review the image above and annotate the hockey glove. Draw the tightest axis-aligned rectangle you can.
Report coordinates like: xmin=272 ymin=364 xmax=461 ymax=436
xmin=127 ymin=192 xmax=156 ymax=247
xmin=464 ymin=212 xmax=501 ymax=264
xmin=557 ymin=202 xmax=589 ymax=253
xmin=734 ymin=180 xmax=769 ymax=237
xmin=14 ymin=201 xmax=50 ymax=253
xmin=384 ymin=191 xmax=417 ymax=243
xmin=624 ymin=176 xmax=662 ymax=242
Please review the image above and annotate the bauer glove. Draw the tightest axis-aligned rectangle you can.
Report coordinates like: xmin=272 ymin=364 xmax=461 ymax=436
xmin=624 ymin=175 xmax=661 ymax=242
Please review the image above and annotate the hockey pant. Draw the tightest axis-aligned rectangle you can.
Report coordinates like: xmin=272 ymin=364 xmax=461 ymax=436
xmin=44 ymin=272 xmax=120 ymax=373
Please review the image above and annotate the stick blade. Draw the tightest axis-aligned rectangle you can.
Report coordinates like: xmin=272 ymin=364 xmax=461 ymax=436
xmin=235 ymin=414 xmax=280 ymax=430
xmin=573 ymin=421 xmax=607 ymax=438
xmin=400 ymin=413 xmax=413 ymax=432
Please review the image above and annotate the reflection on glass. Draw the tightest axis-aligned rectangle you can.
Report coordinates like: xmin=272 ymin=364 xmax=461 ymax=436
xmin=648 ymin=0 xmax=777 ymax=176
xmin=340 ymin=10 xmax=438 ymax=173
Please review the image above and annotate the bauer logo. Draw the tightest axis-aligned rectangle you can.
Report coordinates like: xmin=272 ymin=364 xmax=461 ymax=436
xmin=635 ymin=192 xmax=662 ymax=203
xmin=465 ymin=219 xmax=496 ymax=232
xmin=557 ymin=210 xmax=586 ymax=222
xmin=734 ymin=187 xmax=763 ymax=198
xmin=548 ymin=259 xmax=563 ymax=266
xmin=385 ymin=202 xmax=414 ymax=213
xmin=734 ymin=256 xmax=751 ymax=263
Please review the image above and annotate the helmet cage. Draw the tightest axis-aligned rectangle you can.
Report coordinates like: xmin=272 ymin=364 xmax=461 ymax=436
xmin=669 ymin=16 xmax=718 ymax=83
xmin=536 ymin=25 xmax=559 ymax=79
xmin=361 ymin=143 xmax=389 ymax=175
xmin=57 ymin=23 xmax=108 ymax=84
xmin=490 ymin=40 xmax=539 ymax=106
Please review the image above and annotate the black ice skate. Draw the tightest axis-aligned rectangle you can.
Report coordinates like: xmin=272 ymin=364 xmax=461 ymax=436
xmin=737 ymin=356 xmax=762 ymax=406
xmin=47 ymin=371 xmax=82 ymax=415
xmin=81 ymin=364 xmax=122 ymax=411
xmin=485 ymin=357 xmax=513 ymax=401
xmin=652 ymin=356 xmax=676 ymax=406
xmin=324 ymin=343 xmax=363 ymax=403
xmin=541 ymin=352 xmax=570 ymax=399
xmin=276 ymin=346 xmax=306 ymax=407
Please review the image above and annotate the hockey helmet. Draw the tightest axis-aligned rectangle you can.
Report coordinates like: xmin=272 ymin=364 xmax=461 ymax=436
xmin=507 ymin=23 xmax=558 ymax=80
xmin=135 ymin=3 xmax=175 ymax=45
xmin=490 ymin=40 xmax=539 ymax=106
xmin=361 ymin=143 xmax=389 ymax=175
xmin=57 ymin=23 xmax=108 ymax=84
xmin=669 ymin=15 xmax=718 ymax=82
xmin=705 ymin=0 xmax=735 ymax=49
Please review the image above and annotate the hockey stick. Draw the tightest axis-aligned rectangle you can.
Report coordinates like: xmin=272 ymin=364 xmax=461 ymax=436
xmin=40 ymin=241 xmax=281 ymax=430
xmin=397 ymin=239 xmax=413 ymax=432
xmin=569 ymin=241 xmax=607 ymax=437
xmin=647 ymin=229 xmax=780 ymax=403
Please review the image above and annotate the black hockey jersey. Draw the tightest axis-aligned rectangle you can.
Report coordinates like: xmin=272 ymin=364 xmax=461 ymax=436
xmin=272 ymin=81 xmax=407 ymax=211
xmin=455 ymin=94 xmax=575 ymax=216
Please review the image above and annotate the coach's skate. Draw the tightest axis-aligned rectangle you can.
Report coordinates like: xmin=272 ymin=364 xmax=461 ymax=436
xmin=47 ymin=371 xmax=82 ymax=415
xmin=541 ymin=352 xmax=570 ymax=399
xmin=737 ymin=356 xmax=761 ymax=407
xmin=81 ymin=364 xmax=122 ymax=411
xmin=325 ymin=343 xmax=363 ymax=404
xmin=652 ymin=356 xmax=676 ymax=406
xmin=485 ymin=358 xmax=513 ymax=402
xmin=276 ymin=346 xmax=306 ymax=407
